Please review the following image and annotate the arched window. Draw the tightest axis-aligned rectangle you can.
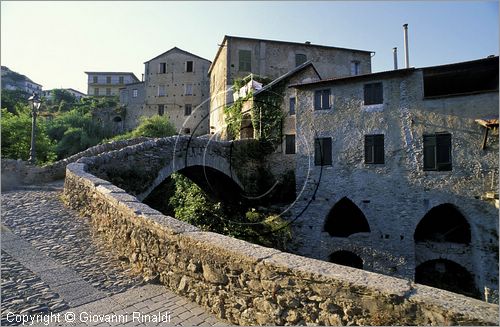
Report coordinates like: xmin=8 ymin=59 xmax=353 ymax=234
xmin=113 ymin=116 xmax=122 ymax=123
xmin=324 ymin=197 xmax=370 ymax=237
xmin=415 ymin=259 xmax=479 ymax=299
xmin=329 ymin=250 xmax=363 ymax=269
xmin=414 ymin=204 xmax=471 ymax=244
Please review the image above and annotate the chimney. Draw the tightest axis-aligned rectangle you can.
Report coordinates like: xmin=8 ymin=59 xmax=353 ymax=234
xmin=393 ymin=47 xmax=398 ymax=70
xmin=305 ymin=41 xmax=311 ymax=45
xmin=403 ymin=24 xmax=410 ymax=68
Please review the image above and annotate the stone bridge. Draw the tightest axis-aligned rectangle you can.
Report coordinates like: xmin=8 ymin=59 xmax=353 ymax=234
xmin=82 ymin=136 xmax=266 ymax=205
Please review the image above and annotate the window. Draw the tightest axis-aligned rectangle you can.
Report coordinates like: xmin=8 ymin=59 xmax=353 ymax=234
xmin=158 ymin=85 xmax=166 ymax=97
xmin=132 ymin=89 xmax=138 ymax=98
xmin=351 ymin=61 xmax=360 ymax=76
xmin=93 ymin=76 xmax=98 ymax=83
xmin=184 ymin=128 xmax=191 ymax=134
xmin=159 ymin=62 xmax=166 ymax=74
xmin=94 ymin=88 xmax=99 ymax=96
xmin=364 ymin=134 xmax=384 ymax=164
xmin=314 ymin=137 xmax=332 ymax=166
xmin=184 ymin=104 xmax=192 ymax=116
xmin=364 ymin=82 xmax=383 ymax=105
xmin=238 ymin=50 xmax=251 ymax=71
xmin=106 ymin=76 xmax=111 ymax=84
xmin=158 ymin=104 xmax=165 ymax=116
xmin=186 ymin=61 xmax=193 ymax=72
xmin=285 ymin=135 xmax=296 ymax=154
xmin=295 ymin=53 xmax=307 ymax=67
xmin=119 ymin=76 xmax=124 ymax=84
xmin=314 ymin=89 xmax=331 ymax=110
xmin=185 ymin=84 xmax=193 ymax=95
xmin=106 ymin=88 xmax=111 ymax=96
xmin=289 ymin=97 xmax=296 ymax=115
xmin=423 ymin=133 xmax=452 ymax=171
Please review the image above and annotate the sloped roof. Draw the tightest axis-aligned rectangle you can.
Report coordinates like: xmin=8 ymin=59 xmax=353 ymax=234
xmin=208 ymin=35 xmax=373 ymax=74
xmin=254 ymin=61 xmax=320 ymax=96
xmin=144 ymin=46 xmax=211 ymax=64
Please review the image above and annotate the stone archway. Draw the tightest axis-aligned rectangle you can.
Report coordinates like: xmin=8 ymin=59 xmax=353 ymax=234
xmin=415 ymin=259 xmax=480 ymax=299
xmin=414 ymin=203 xmax=471 ymax=244
xmin=329 ymin=250 xmax=363 ymax=269
xmin=324 ymin=197 xmax=370 ymax=237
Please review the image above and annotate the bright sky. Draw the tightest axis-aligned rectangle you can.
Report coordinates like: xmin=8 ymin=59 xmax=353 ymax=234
xmin=1 ymin=1 xmax=498 ymax=93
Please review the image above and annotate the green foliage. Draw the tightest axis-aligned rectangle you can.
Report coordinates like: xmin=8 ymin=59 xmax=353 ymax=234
xmin=223 ymin=96 xmax=246 ymax=140
xmin=1 ymin=89 xmax=29 ymax=113
xmin=1 ymin=108 xmax=56 ymax=164
xmin=168 ymin=173 xmax=291 ymax=250
xmin=108 ymin=115 xmax=176 ymax=141
xmin=51 ymin=89 xmax=77 ymax=105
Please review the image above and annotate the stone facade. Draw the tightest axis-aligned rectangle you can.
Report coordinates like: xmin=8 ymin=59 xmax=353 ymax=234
xmin=208 ymin=35 xmax=372 ymax=138
xmin=85 ymin=72 xmax=140 ymax=97
xmin=291 ymin=57 xmax=499 ymax=302
xmin=119 ymin=82 xmax=146 ymax=131
xmin=62 ymin=154 xmax=499 ymax=325
xmin=142 ymin=47 xmax=211 ymax=136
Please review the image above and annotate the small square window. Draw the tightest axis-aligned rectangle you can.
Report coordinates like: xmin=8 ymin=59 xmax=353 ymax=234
xmin=314 ymin=137 xmax=332 ymax=166
xmin=186 ymin=61 xmax=193 ymax=72
xmin=365 ymin=134 xmax=384 ymax=164
xmin=314 ymin=89 xmax=331 ymax=110
xmin=423 ymin=133 xmax=452 ymax=171
xmin=285 ymin=135 xmax=296 ymax=154
xmin=364 ymin=82 xmax=383 ymax=105
xmin=295 ymin=53 xmax=307 ymax=67
xmin=184 ymin=104 xmax=192 ymax=116
xmin=289 ymin=97 xmax=296 ymax=115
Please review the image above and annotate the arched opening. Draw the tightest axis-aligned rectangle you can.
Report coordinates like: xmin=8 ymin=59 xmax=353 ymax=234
xmin=415 ymin=259 xmax=480 ymax=299
xmin=414 ymin=204 xmax=471 ymax=244
xmin=324 ymin=197 xmax=370 ymax=237
xmin=240 ymin=113 xmax=254 ymax=139
xmin=329 ymin=250 xmax=363 ymax=269
xmin=113 ymin=116 xmax=122 ymax=122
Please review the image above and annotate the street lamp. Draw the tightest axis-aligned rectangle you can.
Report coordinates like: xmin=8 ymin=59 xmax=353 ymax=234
xmin=27 ymin=92 xmax=41 ymax=164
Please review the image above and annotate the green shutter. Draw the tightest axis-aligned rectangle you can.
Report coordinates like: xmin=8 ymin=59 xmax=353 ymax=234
xmin=436 ymin=133 xmax=452 ymax=170
xmin=423 ymin=135 xmax=436 ymax=170
xmin=365 ymin=135 xmax=374 ymax=163
xmin=374 ymin=134 xmax=384 ymax=164
xmin=314 ymin=91 xmax=321 ymax=110
xmin=322 ymin=90 xmax=331 ymax=109
xmin=314 ymin=138 xmax=322 ymax=165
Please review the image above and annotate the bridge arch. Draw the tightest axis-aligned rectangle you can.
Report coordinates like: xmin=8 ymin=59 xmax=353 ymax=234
xmin=324 ymin=197 xmax=371 ymax=237
xmin=415 ymin=259 xmax=479 ymax=298
xmin=414 ymin=203 xmax=471 ymax=244
xmin=329 ymin=250 xmax=363 ymax=269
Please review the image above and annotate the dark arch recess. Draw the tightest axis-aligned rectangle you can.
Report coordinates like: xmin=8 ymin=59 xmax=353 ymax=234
xmin=414 ymin=203 xmax=471 ymax=244
xmin=329 ymin=250 xmax=363 ymax=269
xmin=415 ymin=259 xmax=480 ymax=299
xmin=323 ymin=197 xmax=371 ymax=237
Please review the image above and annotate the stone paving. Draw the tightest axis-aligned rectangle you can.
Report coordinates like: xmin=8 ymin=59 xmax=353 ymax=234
xmin=1 ymin=181 xmax=228 ymax=326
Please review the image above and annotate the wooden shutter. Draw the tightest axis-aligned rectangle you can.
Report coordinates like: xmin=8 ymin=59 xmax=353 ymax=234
xmin=314 ymin=91 xmax=322 ymax=110
xmin=322 ymin=90 xmax=331 ymax=109
xmin=374 ymin=134 xmax=384 ymax=164
xmin=436 ymin=133 xmax=452 ymax=170
xmin=315 ymin=138 xmax=332 ymax=166
xmin=322 ymin=138 xmax=332 ymax=165
xmin=289 ymin=97 xmax=296 ymax=115
xmin=364 ymin=83 xmax=383 ymax=105
xmin=364 ymin=135 xmax=374 ymax=163
xmin=285 ymin=135 xmax=296 ymax=154
xmin=423 ymin=134 xmax=436 ymax=170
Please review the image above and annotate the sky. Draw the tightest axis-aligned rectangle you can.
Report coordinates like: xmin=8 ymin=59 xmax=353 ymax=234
xmin=1 ymin=1 xmax=498 ymax=93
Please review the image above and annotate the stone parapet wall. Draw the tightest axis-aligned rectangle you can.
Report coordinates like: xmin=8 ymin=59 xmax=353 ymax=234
xmin=63 ymin=160 xmax=499 ymax=326
xmin=1 ymin=138 xmax=150 ymax=189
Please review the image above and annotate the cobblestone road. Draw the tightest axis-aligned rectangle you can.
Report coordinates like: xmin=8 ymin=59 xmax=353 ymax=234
xmin=1 ymin=181 xmax=227 ymax=326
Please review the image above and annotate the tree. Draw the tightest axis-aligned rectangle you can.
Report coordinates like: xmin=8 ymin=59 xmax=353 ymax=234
xmin=1 ymin=108 xmax=56 ymax=164
xmin=110 ymin=115 xmax=176 ymax=141
xmin=0 ymin=89 xmax=29 ymax=113
xmin=51 ymin=89 xmax=77 ymax=105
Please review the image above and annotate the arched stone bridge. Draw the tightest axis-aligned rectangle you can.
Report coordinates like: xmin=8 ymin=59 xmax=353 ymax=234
xmin=81 ymin=136 xmax=263 ymax=204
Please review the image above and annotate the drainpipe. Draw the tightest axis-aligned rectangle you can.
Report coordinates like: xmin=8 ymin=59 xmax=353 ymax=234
xmin=403 ymin=24 xmax=410 ymax=68
xmin=393 ymin=47 xmax=398 ymax=70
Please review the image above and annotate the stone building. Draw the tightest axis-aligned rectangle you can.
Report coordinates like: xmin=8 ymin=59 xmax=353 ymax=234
xmin=139 ymin=47 xmax=211 ymax=136
xmin=1 ymin=65 xmax=42 ymax=95
xmin=85 ymin=72 xmax=140 ymax=97
xmin=289 ymin=56 xmax=499 ymax=302
xmin=119 ymin=81 xmax=145 ymax=131
xmin=208 ymin=35 xmax=373 ymax=138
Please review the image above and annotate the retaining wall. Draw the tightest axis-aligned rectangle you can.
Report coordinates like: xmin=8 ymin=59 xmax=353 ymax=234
xmin=63 ymin=159 xmax=499 ymax=326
